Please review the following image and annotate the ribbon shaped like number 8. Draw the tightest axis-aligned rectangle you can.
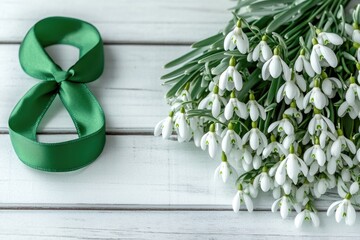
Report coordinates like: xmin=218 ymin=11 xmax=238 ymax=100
xmin=8 ymin=17 xmax=106 ymax=172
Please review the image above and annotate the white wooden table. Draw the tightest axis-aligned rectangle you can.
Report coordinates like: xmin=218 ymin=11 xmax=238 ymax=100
xmin=0 ymin=0 xmax=359 ymax=239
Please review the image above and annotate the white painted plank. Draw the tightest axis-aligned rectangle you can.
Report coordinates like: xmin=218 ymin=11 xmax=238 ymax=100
xmin=0 ymin=134 xmax=338 ymax=209
xmin=0 ymin=210 xmax=358 ymax=239
xmin=0 ymin=44 xmax=188 ymax=133
xmin=0 ymin=0 xmax=232 ymax=44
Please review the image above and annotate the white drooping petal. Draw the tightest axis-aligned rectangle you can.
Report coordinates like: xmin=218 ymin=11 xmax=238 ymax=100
xmin=249 ymin=130 xmax=259 ymax=150
xmin=233 ymin=70 xmax=243 ymax=91
xmin=224 ymin=31 xmax=234 ymax=51
xmin=154 ymin=119 xmax=165 ymax=137
xmin=310 ymin=46 xmax=322 ymax=74
xmin=281 ymin=59 xmax=291 ymax=81
xmin=320 ymin=45 xmax=338 ymax=68
xmin=327 ymin=200 xmax=341 ymax=216
xmin=212 ymin=96 xmax=221 ymax=117
xmin=294 ymin=56 xmax=303 ymax=72
xmin=243 ymin=194 xmax=254 ymax=212
xmin=350 ymin=182 xmax=359 ymax=195
xmin=294 ymin=211 xmax=305 ymax=228
xmin=275 ymin=160 xmax=287 ymax=185
xmin=335 ymin=201 xmax=345 ymax=223
xmin=232 ymin=192 xmax=241 ymax=213
xmin=262 ymin=58 xmax=271 ymax=80
xmin=286 ymin=154 xmax=299 ymax=183
xmin=345 ymin=203 xmax=356 ymax=226
xmin=331 ymin=139 xmax=341 ymax=157
xmin=220 ymin=162 xmax=230 ymax=183
xmin=162 ymin=117 xmax=174 ymax=139
xmin=271 ymin=198 xmax=281 ymax=213
xmin=261 ymin=42 xmax=273 ymax=61
xmin=269 ymin=56 xmax=282 ymax=78
xmin=310 ymin=212 xmax=320 ymax=227
xmin=280 ymin=197 xmax=289 ymax=219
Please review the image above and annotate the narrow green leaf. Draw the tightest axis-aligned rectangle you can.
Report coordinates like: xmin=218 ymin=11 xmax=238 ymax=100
xmin=198 ymin=51 xmax=226 ymax=63
xmin=164 ymin=48 xmax=204 ymax=69
xmin=192 ymin=33 xmax=224 ymax=48
xmin=166 ymin=70 xmax=199 ymax=98
xmin=265 ymin=78 xmax=282 ymax=106
xmin=238 ymin=69 xmax=262 ymax=101
xmin=161 ymin=62 xmax=197 ymax=80
xmin=266 ymin=1 xmax=310 ymax=33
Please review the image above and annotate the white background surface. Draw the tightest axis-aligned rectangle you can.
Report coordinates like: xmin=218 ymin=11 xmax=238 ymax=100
xmin=0 ymin=0 xmax=359 ymax=238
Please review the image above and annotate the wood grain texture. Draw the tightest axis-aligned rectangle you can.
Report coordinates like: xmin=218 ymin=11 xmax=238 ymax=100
xmin=0 ymin=134 xmax=338 ymax=209
xmin=0 ymin=0 xmax=232 ymax=44
xmin=0 ymin=210 xmax=358 ymax=239
xmin=0 ymin=44 xmax=188 ymax=133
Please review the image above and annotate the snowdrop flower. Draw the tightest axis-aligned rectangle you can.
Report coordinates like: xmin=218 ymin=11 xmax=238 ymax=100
xmin=309 ymin=71 xmax=342 ymax=99
xmin=254 ymin=167 xmax=273 ymax=192
xmin=303 ymin=79 xmax=328 ymax=110
xmin=267 ymin=115 xmax=294 ymax=136
xmin=201 ymin=124 xmax=221 ymax=158
xmin=348 ymin=23 xmax=360 ymax=43
xmin=338 ymin=101 xmax=360 ymax=119
xmin=174 ymin=107 xmax=192 ymax=142
xmin=238 ymin=146 xmax=253 ymax=166
xmin=276 ymin=72 xmax=306 ymax=104
xmin=242 ymin=122 xmax=268 ymax=154
xmin=294 ymin=49 xmax=315 ymax=77
xmin=221 ymin=122 xmax=242 ymax=155
xmin=304 ymin=137 xmax=326 ymax=167
xmin=272 ymin=195 xmax=300 ymax=219
xmin=310 ymin=38 xmax=338 ymax=74
xmin=345 ymin=76 xmax=360 ymax=106
xmin=262 ymin=135 xmax=287 ymax=158
xmin=327 ymin=193 xmax=357 ymax=226
xmin=295 ymin=208 xmax=320 ymax=228
xmin=296 ymin=183 xmax=311 ymax=203
xmin=246 ymin=93 xmax=266 ymax=121
xmin=275 ymin=145 xmax=308 ymax=185
xmin=284 ymin=101 xmax=303 ymax=124
xmin=330 ymin=129 xmax=356 ymax=158
xmin=190 ymin=117 xmax=203 ymax=147
xmin=224 ymin=20 xmax=249 ymax=54
xmin=311 ymin=174 xmax=335 ymax=198
xmin=224 ymin=91 xmax=248 ymax=120
xmin=171 ymin=82 xmax=192 ymax=110
xmin=232 ymin=184 xmax=254 ymax=212
xmin=154 ymin=111 xmax=174 ymax=139
xmin=214 ymin=152 xmax=237 ymax=183
xmin=308 ymin=109 xmax=336 ymax=135
xmin=198 ymin=85 xmax=226 ymax=117
xmin=262 ymin=47 xmax=291 ymax=81
xmin=219 ymin=57 xmax=243 ymax=91
xmin=316 ymin=29 xmax=344 ymax=46
xmin=252 ymin=35 xmax=272 ymax=62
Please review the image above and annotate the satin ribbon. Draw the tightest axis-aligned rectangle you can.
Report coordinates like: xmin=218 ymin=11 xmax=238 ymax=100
xmin=8 ymin=17 xmax=106 ymax=172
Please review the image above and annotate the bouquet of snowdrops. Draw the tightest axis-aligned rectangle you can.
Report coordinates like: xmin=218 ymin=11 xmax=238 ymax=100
xmin=155 ymin=0 xmax=360 ymax=227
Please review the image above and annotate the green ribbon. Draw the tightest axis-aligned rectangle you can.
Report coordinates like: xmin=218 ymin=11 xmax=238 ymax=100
xmin=8 ymin=17 xmax=106 ymax=172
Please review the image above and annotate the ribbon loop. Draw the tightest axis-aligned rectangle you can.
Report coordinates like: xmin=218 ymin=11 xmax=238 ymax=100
xmin=8 ymin=17 xmax=106 ymax=172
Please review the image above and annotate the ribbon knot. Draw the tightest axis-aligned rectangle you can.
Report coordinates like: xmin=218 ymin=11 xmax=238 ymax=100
xmin=53 ymin=70 xmax=73 ymax=83
xmin=8 ymin=17 xmax=106 ymax=172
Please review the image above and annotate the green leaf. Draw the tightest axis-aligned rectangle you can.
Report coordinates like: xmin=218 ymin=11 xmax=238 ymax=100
xmin=266 ymin=1 xmax=311 ymax=33
xmin=161 ymin=62 xmax=197 ymax=80
xmin=166 ymin=70 xmax=199 ymax=98
xmin=238 ymin=69 xmax=262 ymax=101
xmin=265 ymin=78 xmax=282 ymax=106
xmin=343 ymin=115 xmax=354 ymax=139
xmin=192 ymin=33 xmax=224 ymax=48
xmin=198 ymin=51 xmax=226 ymax=63
xmin=164 ymin=48 xmax=204 ymax=69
